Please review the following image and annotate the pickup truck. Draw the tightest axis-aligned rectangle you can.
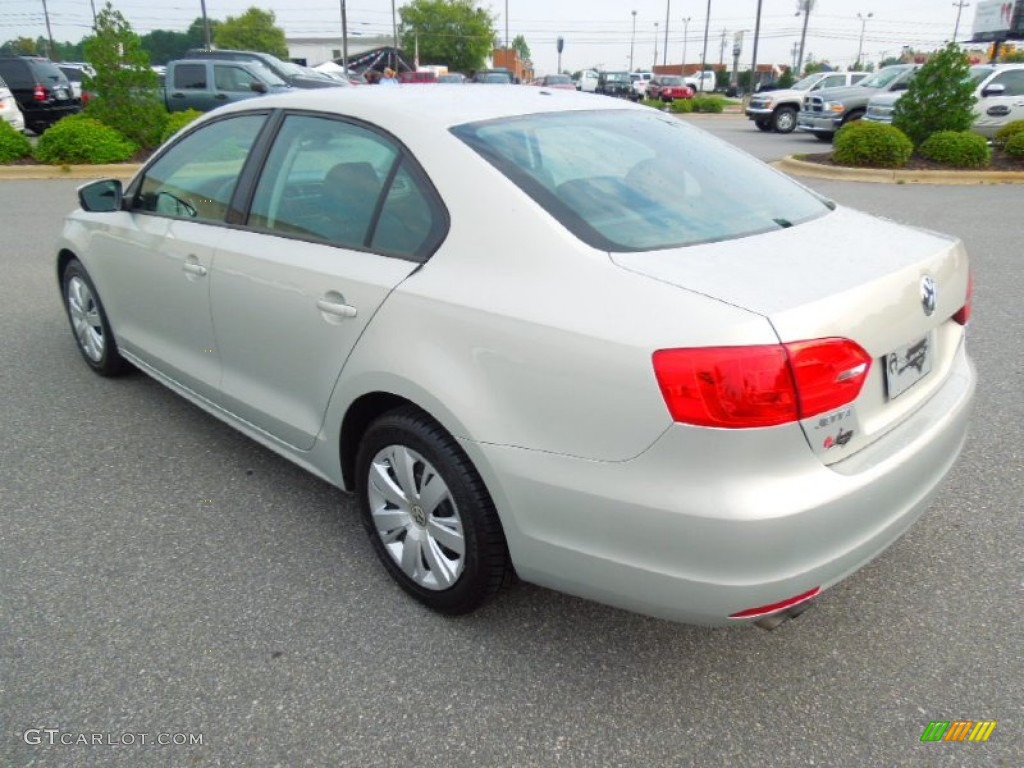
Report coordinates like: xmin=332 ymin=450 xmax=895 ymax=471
xmin=746 ymin=70 xmax=868 ymax=133
xmin=161 ymin=59 xmax=290 ymax=112
xmin=796 ymin=64 xmax=918 ymax=141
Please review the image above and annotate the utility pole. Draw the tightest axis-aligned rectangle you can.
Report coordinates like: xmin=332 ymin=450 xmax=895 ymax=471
xmin=791 ymin=41 xmax=800 ymax=71
xmin=505 ymin=0 xmax=509 ymax=49
xmin=795 ymin=0 xmax=814 ymax=77
xmin=89 ymin=0 xmax=97 ymax=30
xmin=681 ymin=17 xmax=691 ymax=68
xmin=751 ymin=0 xmax=763 ymax=91
xmin=630 ymin=10 xmax=637 ymax=71
xmin=41 ymin=0 xmax=57 ymax=59
xmin=339 ymin=0 xmax=349 ymax=72
xmin=200 ymin=0 xmax=212 ymax=49
xmin=856 ymin=13 xmax=872 ymax=68
xmin=952 ymin=1 xmax=970 ymax=40
xmin=663 ymin=0 xmax=671 ymax=66
xmin=700 ymin=0 xmax=712 ymax=91
xmin=391 ymin=0 xmax=398 ymax=70
xmin=719 ymin=29 xmax=727 ymax=67
xmin=654 ymin=22 xmax=659 ymax=71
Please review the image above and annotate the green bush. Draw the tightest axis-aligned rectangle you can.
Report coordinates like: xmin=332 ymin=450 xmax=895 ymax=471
xmin=1004 ymin=131 xmax=1024 ymax=160
xmin=833 ymin=121 xmax=913 ymax=168
xmin=0 ymin=120 xmax=32 ymax=163
xmin=918 ymin=131 xmax=990 ymax=168
xmin=691 ymin=95 xmax=725 ymax=113
xmin=34 ymin=114 xmax=138 ymax=164
xmin=640 ymin=98 xmax=665 ymax=109
xmin=160 ymin=109 xmax=204 ymax=144
xmin=669 ymin=98 xmax=694 ymax=113
xmin=993 ymin=119 xmax=1024 ymax=150
xmin=892 ymin=43 xmax=976 ymax=146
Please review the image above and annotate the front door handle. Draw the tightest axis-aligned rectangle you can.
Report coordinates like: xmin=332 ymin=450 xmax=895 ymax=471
xmin=183 ymin=261 xmax=207 ymax=277
xmin=316 ymin=298 xmax=358 ymax=318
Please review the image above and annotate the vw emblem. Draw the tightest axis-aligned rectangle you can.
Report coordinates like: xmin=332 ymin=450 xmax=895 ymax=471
xmin=920 ymin=276 xmax=937 ymax=317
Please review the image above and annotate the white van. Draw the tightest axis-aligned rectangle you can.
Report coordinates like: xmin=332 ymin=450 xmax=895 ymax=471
xmin=684 ymin=70 xmax=716 ymax=93
xmin=630 ymin=71 xmax=652 ymax=98
xmin=575 ymin=69 xmax=599 ymax=93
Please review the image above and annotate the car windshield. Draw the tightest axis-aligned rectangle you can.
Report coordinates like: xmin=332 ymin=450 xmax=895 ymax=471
xmin=859 ymin=67 xmax=909 ymax=88
xmin=479 ymin=73 xmax=512 ymax=83
xmin=452 ymin=109 xmax=830 ymax=252
xmin=791 ymin=74 xmax=823 ymax=90
xmin=546 ymin=75 xmax=572 ymax=84
xmin=271 ymin=58 xmax=306 ymax=77
xmin=606 ymin=73 xmax=630 ymax=83
xmin=244 ymin=61 xmax=287 ymax=86
xmin=967 ymin=65 xmax=995 ymax=86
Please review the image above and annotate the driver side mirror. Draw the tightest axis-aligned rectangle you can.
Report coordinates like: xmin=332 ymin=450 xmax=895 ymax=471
xmin=77 ymin=179 xmax=123 ymax=212
xmin=982 ymin=83 xmax=1006 ymax=97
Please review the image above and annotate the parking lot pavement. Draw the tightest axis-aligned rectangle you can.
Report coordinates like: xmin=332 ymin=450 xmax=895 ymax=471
xmin=2 ymin=170 xmax=1021 ymax=767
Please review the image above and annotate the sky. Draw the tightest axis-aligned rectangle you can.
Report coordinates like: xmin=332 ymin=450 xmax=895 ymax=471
xmin=1 ymin=0 xmax=987 ymax=74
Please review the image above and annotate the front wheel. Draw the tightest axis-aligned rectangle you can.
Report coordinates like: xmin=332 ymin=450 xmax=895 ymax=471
xmin=772 ymin=107 xmax=797 ymax=133
xmin=813 ymin=131 xmax=833 ymax=142
xmin=355 ymin=406 xmax=509 ymax=615
xmin=61 ymin=259 xmax=131 ymax=376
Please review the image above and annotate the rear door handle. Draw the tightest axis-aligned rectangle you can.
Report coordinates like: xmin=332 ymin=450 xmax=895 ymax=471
xmin=316 ymin=298 xmax=358 ymax=318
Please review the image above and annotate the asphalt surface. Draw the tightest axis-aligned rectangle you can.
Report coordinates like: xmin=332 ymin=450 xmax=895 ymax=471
xmin=2 ymin=115 xmax=1022 ymax=768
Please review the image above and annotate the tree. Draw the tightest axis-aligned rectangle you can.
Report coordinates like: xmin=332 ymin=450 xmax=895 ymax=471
xmin=399 ymin=0 xmax=497 ymax=74
xmin=141 ymin=29 xmax=195 ymax=64
xmin=213 ymin=7 xmax=287 ymax=58
xmin=892 ymin=43 xmax=975 ymax=146
xmin=83 ymin=3 xmax=165 ymax=147
xmin=1 ymin=37 xmax=39 ymax=55
xmin=778 ymin=68 xmax=795 ymax=88
xmin=510 ymin=33 xmax=530 ymax=61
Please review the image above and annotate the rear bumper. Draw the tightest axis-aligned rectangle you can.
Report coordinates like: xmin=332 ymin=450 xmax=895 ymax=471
xmin=468 ymin=342 xmax=975 ymax=626
xmin=21 ymin=101 xmax=80 ymax=129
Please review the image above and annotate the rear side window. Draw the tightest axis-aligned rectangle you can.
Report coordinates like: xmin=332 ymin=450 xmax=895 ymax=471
xmin=27 ymin=60 xmax=65 ymax=84
xmin=174 ymin=64 xmax=207 ymax=90
xmin=453 ymin=109 xmax=830 ymax=252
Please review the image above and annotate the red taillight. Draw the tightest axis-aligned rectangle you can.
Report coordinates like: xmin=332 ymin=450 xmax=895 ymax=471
xmin=729 ymin=586 xmax=821 ymax=619
xmin=33 ymin=85 xmax=48 ymax=101
xmin=953 ymin=271 xmax=972 ymax=326
xmin=652 ymin=338 xmax=871 ymax=429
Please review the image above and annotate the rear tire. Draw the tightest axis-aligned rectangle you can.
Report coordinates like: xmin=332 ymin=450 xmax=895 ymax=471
xmin=755 ymin=119 xmax=772 ymax=132
xmin=355 ymin=406 xmax=509 ymax=615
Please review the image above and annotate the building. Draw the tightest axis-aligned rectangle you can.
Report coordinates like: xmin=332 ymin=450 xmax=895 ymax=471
xmin=287 ymin=35 xmax=394 ymax=68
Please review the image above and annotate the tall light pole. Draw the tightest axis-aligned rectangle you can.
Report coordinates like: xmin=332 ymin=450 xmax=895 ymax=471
xmin=795 ymin=0 xmax=814 ymax=77
xmin=700 ymin=0 xmax=712 ymax=91
xmin=856 ymin=12 xmax=873 ymax=67
xmin=653 ymin=22 xmax=659 ymax=71
xmin=663 ymin=0 xmax=671 ymax=66
xmin=339 ymin=0 xmax=349 ymax=71
xmin=89 ymin=0 xmax=97 ymax=30
xmin=391 ymin=0 xmax=398 ymax=69
xmin=681 ymin=17 xmax=691 ymax=68
xmin=505 ymin=0 xmax=509 ymax=49
xmin=630 ymin=10 xmax=638 ymax=71
xmin=200 ymin=0 xmax=212 ymax=49
xmin=952 ymin=1 xmax=970 ymax=40
xmin=751 ymin=0 xmax=763 ymax=91
xmin=41 ymin=0 xmax=56 ymax=59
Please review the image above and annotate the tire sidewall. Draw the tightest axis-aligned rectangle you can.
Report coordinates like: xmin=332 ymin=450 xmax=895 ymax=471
xmin=62 ymin=260 xmax=121 ymax=375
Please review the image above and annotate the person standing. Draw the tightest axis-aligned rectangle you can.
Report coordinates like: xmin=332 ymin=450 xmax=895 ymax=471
xmin=380 ymin=68 xmax=399 ymax=85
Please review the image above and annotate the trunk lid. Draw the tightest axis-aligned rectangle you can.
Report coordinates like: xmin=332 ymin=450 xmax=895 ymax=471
xmin=611 ymin=206 xmax=970 ymax=463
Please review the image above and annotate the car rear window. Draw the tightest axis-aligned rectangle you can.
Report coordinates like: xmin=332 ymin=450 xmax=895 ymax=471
xmin=452 ymin=109 xmax=830 ymax=252
xmin=28 ymin=60 xmax=66 ymax=84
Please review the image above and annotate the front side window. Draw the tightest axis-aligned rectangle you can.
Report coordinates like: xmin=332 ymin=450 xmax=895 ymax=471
xmin=990 ymin=69 xmax=1024 ymax=96
xmin=134 ymin=114 xmax=265 ymax=222
xmin=247 ymin=114 xmax=443 ymax=259
xmin=215 ymin=65 xmax=259 ymax=92
xmin=453 ymin=109 xmax=830 ymax=252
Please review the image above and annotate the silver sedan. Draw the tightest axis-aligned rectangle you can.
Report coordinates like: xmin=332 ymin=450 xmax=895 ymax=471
xmin=56 ymin=87 xmax=975 ymax=627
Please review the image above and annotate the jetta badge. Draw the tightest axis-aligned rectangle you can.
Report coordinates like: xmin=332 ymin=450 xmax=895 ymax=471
xmin=920 ymin=276 xmax=937 ymax=317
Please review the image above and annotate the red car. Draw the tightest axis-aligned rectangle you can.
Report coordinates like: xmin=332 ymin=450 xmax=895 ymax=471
xmin=647 ymin=75 xmax=694 ymax=102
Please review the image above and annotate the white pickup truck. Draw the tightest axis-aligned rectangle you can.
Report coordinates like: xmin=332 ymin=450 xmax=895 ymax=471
xmin=746 ymin=70 xmax=868 ymax=133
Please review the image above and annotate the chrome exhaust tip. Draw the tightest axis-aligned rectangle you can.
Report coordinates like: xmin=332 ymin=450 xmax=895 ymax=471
xmin=753 ymin=599 xmax=816 ymax=631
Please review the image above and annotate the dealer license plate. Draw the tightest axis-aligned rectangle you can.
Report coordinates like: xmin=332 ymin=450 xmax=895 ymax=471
xmin=884 ymin=335 xmax=932 ymax=400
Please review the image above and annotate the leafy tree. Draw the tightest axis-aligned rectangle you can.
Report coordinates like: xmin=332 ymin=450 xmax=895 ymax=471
xmin=1 ymin=37 xmax=39 ymax=55
xmin=778 ymin=68 xmax=795 ymax=88
xmin=510 ymin=33 xmax=530 ymax=61
xmin=213 ymin=7 xmax=287 ymax=58
xmin=141 ymin=29 xmax=195 ymax=64
xmin=892 ymin=43 xmax=975 ymax=147
xmin=187 ymin=16 xmax=223 ymax=49
xmin=83 ymin=3 xmax=166 ymax=148
xmin=399 ymin=0 xmax=497 ymax=73
xmin=878 ymin=56 xmax=902 ymax=68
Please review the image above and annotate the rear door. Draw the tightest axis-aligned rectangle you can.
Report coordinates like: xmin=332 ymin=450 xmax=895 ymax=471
xmin=209 ymin=112 xmax=447 ymax=449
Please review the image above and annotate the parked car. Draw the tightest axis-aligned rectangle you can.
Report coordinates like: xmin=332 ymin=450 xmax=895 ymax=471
xmin=864 ymin=63 xmax=1024 ymax=138
xmin=0 ymin=73 xmax=26 ymax=132
xmin=746 ymin=70 xmax=869 ymax=133
xmin=0 ymin=55 xmax=80 ymax=134
xmin=57 ymin=62 xmax=97 ymax=105
xmin=597 ymin=71 xmax=634 ymax=99
xmin=630 ymin=71 xmax=653 ymax=99
xmin=438 ymin=73 xmax=466 ymax=84
xmin=683 ymin=70 xmax=716 ymax=94
xmin=162 ymin=59 xmax=289 ymax=112
xmin=796 ymin=64 xmax=917 ymax=141
xmin=398 ymin=70 xmax=437 ymax=84
xmin=473 ymin=70 xmax=514 ymax=84
xmin=57 ymin=87 xmax=974 ymax=628
xmin=530 ymin=74 xmax=575 ymax=90
xmin=185 ymin=49 xmax=341 ymax=89
xmin=646 ymin=75 xmax=694 ymax=102
xmin=574 ymin=69 xmax=599 ymax=92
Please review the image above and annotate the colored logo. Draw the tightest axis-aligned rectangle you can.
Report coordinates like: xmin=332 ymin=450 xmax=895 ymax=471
xmin=920 ymin=720 xmax=997 ymax=742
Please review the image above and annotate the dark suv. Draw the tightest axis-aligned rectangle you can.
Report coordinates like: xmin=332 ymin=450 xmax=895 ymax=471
xmin=0 ymin=55 xmax=80 ymax=133
xmin=184 ymin=49 xmax=340 ymax=89
xmin=597 ymin=71 xmax=634 ymax=99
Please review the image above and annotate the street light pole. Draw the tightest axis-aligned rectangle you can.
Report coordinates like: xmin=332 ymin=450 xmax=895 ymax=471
xmin=339 ymin=0 xmax=349 ymax=71
xmin=654 ymin=22 xmax=659 ymax=71
xmin=795 ymin=0 xmax=814 ymax=76
xmin=663 ymin=0 xmax=671 ymax=66
xmin=856 ymin=12 xmax=873 ymax=67
xmin=751 ymin=0 xmax=763 ymax=91
xmin=700 ymin=0 xmax=712 ymax=91
xmin=630 ymin=10 xmax=637 ymax=71
xmin=681 ymin=17 xmax=691 ymax=68
xmin=505 ymin=0 xmax=509 ymax=49
xmin=200 ymin=0 xmax=212 ymax=48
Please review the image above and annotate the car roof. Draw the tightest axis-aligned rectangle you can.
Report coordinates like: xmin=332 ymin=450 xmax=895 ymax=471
xmin=212 ymin=85 xmax=640 ymax=129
